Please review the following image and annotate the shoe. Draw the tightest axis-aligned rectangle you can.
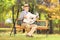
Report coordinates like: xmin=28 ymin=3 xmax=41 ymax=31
xmin=26 ymin=35 xmax=33 ymax=37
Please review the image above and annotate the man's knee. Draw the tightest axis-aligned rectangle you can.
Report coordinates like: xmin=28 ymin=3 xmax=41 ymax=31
xmin=32 ymin=25 xmax=37 ymax=29
xmin=33 ymin=24 xmax=37 ymax=27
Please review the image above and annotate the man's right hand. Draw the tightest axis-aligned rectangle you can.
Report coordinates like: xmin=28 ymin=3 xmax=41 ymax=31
xmin=24 ymin=15 xmax=27 ymax=19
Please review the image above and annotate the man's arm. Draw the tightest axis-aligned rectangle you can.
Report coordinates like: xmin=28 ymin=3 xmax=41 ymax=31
xmin=18 ymin=11 xmax=27 ymax=20
xmin=18 ymin=12 xmax=24 ymax=20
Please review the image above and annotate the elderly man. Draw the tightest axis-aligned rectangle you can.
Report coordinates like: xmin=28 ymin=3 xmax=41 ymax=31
xmin=18 ymin=4 xmax=38 ymax=37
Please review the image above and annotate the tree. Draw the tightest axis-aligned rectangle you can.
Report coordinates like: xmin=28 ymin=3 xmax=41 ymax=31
xmin=0 ymin=0 xmax=16 ymax=22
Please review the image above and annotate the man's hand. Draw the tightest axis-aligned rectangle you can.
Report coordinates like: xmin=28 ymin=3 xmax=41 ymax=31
xmin=24 ymin=15 xmax=27 ymax=19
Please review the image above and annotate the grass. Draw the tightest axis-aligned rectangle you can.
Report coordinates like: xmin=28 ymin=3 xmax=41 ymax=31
xmin=0 ymin=28 xmax=60 ymax=40
xmin=0 ymin=32 xmax=60 ymax=40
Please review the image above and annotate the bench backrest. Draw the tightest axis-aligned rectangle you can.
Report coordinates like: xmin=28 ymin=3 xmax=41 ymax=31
xmin=36 ymin=20 xmax=48 ymax=28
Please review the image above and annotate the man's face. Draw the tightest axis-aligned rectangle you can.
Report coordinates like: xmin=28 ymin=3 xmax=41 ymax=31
xmin=24 ymin=6 xmax=29 ymax=12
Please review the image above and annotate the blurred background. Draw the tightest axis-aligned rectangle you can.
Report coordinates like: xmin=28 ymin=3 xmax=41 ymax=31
xmin=0 ymin=0 xmax=60 ymax=34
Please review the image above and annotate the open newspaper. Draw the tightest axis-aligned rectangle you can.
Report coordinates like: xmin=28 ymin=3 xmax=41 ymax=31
xmin=23 ymin=12 xmax=39 ymax=24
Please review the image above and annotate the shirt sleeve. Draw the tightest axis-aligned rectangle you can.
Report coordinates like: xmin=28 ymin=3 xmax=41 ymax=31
xmin=18 ymin=12 xmax=24 ymax=20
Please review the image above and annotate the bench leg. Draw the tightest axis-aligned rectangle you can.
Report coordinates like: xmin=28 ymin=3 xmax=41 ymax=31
xmin=22 ymin=29 xmax=25 ymax=33
xmin=46 ymin=29 xmax=49 ymax=37
xmin=36 ymin=29 xmax=41 ymax=34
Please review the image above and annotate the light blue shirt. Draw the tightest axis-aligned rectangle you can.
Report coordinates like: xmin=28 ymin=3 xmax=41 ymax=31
xmin=18 ymin=11 xmax=29 ymax=20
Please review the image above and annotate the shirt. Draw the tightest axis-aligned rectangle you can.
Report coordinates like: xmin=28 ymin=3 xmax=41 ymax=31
xmin=18 ymin=10 xmax=29 ymax=20
xmin=18 ymin=10 xmax=39 ymax=24
xmin=23 ymin=12 xmax=37 ymax=24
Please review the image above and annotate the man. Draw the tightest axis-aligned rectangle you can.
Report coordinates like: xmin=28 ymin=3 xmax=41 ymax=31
xmin=18 ymin=4 xmax=38 ymax=37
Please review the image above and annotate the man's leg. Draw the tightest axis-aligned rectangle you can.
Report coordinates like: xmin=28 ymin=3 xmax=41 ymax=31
xmin=21 ymin=23 xmax=27 ymax=33
xmin=21 ymin=23 xmax=31 ymax=33
xmin=25 ymin=24 xmax=31 ymax=33
xmin=27 ymin=24 xmax=37 ymax=36
xmin=26 ymin=27 xmax=31 ymax=33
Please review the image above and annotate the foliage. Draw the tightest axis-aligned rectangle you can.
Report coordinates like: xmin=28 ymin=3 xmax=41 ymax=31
xmin=37 ymin=4 xmax=60 ymax=24
xmin=0 ymin=0 xmax=15 ymax=13
xmin=0 ymin=0 xmax=60 ymax=24
xmin=0 ymin=0 xmax=16 ymax=22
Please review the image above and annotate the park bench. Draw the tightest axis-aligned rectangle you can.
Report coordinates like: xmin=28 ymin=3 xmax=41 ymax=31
xmin=15 ymin=20 xmax=49 ymax=33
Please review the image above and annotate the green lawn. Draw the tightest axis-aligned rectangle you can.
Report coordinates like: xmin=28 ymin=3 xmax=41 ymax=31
xmin=0 ymin=32 xmax=60 ymax=40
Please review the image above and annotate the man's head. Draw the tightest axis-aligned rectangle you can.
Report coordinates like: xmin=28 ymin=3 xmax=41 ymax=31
xmin=22 ymin=4 xmax=29 ymax=12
